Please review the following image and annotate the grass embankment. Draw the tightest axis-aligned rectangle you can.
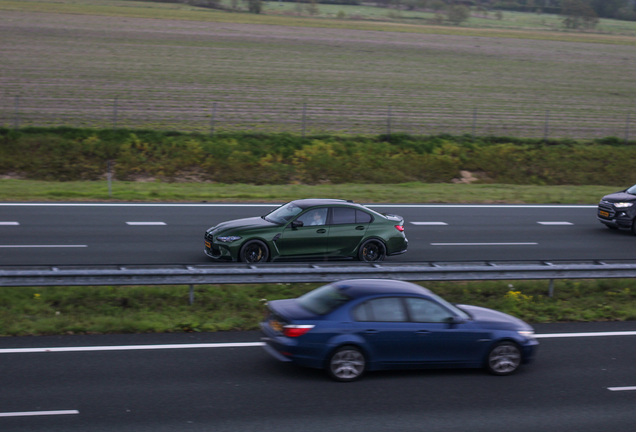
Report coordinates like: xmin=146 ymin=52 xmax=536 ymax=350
xmin=0 ymin=179 xmax=620 ymax=204
xmin=2 ymin=280 xmax=636 ymax=337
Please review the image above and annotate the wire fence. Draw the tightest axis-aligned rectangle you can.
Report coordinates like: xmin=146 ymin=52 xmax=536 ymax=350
xmin=2 ymin=95 xmax=633 ymax=141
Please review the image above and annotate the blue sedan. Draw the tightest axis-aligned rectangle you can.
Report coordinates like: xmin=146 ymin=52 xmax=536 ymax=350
xmin=260 ymin=279 xmax=538 ymax=381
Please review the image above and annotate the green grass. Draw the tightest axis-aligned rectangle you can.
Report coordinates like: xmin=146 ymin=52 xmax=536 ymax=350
xmin=2 ymin=0 xmax=636 ymax=138
xmin=2 ymin=280 xmax=636 ymax=336
xmin=0 ymin=179 xmax=621 ymax=204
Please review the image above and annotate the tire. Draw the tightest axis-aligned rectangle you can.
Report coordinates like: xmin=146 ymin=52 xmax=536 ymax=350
xmin=327 ymin=346 xmax=366 ymax=382
xmin=357 ymin=239 xmax=386 ymax=262
xmin=486 ymin=341 xmax=522 ymax=376
xmin=239 ymin=240 xmax=269 ymax=263
xmin=632 ymin=220 xmax=636 ymax=236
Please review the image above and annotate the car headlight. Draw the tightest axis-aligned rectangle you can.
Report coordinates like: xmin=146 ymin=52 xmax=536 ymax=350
xmin=614 ymin=202 xmax=633 ymax=208
xmin=518 ymin=330 xmax=535 ymax=339
xmin=216 ymin=236 xmax=242 ymax=243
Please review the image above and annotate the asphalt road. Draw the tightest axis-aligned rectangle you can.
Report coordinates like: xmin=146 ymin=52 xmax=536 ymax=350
xmin=1 ymin=321 xmax=636 ymax=432
xmin=0 ymin=202 xmax=633 ymax=266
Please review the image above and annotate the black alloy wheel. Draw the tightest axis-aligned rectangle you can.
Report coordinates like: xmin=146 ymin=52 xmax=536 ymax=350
xmin=358 ymin=239 xmax=386 ymax=262
xmin=486 ymin=342 xmax=522 ymax=376
xmin=239 ymin=240 xmax=269 ymax=263
xmin=327 ymin=346 xmax=366 ymax=382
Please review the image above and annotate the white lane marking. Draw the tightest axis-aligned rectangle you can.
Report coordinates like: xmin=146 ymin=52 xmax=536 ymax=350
xmin=0 ymin=222 xmax=19 ymax=225
xmin=0 ymin=342 xmax=265 ymax=354
xmin=0 ymin=410 xmax=79 ymax=418
xmin=0 ymin=203 xmax=597 ymax=208
xmin=534 ymin=331 xmax=636 ymax=339
xmin=431 ymin=242 xmax=538 ymax=246
xmin=0 ymin=245 xmax=87 ymax=248
xmin=537 ymin=221 xmax=573 ymax=225
xmin=608 ymin=386 xmax=636 ymax=392
xmin=411 ymin=222 xmax=448 ymax=226
xmin=3 ymin=331 xmax=636 ymax=354
xmin=126 ymin=222 xmax=166 ymax=226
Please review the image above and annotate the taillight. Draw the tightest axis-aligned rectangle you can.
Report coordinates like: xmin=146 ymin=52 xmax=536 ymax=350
xmin=283 ymin=325 xmax=315 ymax=337
xmin=395 ymin=225 xmax=404 ymax=232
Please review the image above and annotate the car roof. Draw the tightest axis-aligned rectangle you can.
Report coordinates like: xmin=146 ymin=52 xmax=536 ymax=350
xmin=330 ymin=279 xmax=433 ymax=299
xmin=291 ymin=198 xmax=361 ymax=209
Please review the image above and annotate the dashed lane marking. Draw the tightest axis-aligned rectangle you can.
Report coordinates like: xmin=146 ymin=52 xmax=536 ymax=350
xmin=0 ymin=410 xmax=79 ymax=418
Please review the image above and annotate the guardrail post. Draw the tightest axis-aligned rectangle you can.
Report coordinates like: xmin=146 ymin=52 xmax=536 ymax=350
xmin=548 ymin=279 xmax=554 ymax=297
xmin=189 ymin=284 xmax=195 ymax=305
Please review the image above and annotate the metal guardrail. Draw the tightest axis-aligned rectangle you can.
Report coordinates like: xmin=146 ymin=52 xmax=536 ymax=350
xmin=2 ymin=260 xmax=636 ymax=287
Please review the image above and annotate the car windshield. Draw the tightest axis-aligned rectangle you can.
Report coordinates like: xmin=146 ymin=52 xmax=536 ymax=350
xmin=626 ymin=184 xmax=636 ymax=195
xmin=264 ymin=202 xmax=304 ymax=224
xmin=428 ymin=292 xmax=471 ymax=320
xmin=297 ymin=284 xmax=352 ymax=315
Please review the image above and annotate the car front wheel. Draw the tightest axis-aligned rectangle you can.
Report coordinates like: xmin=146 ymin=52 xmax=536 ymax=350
xmin=486 ymin=342 xmax=521 ymax=376
xmin=327 ymin=346 xmax=366 ymax=382
xmin=358 ymin=239 xmax=386 ymax=262
xmin=632 ymin=220 xmax=636 ymax=236
xmin=239 ymin=240 xmax=269 ymax=263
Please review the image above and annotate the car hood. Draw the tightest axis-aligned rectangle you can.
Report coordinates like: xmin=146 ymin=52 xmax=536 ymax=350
xmin=267 ymin=299 xmax=319 ymax=321
xmin=601 ymin=192 xmax=636 ymax=202
xmin=457 ymin=304 xmax=533 ymax=331
xmin=209 ymin=216 xmax=278 ymax=233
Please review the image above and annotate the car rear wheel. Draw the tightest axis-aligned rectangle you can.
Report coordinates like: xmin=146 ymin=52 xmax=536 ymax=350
xmin=486 ymin=342 xmax=521 ymax=376
xmin=239 ymin=240 xmax=269 ymax=263
xmin=358 ymin=239 xmax=386 ymax=262
xmin=327 ymin=346 xmax=366 ymax=382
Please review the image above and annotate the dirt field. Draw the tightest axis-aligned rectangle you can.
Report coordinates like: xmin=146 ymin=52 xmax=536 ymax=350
xmin=1 ymin=2 xmax=635 ymax=138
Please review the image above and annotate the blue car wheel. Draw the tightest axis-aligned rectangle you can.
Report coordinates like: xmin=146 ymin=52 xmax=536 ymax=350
xmin=486 ymin=342 xmax=521 ymax=376
xmin=327 ymin=346 xmax=366 ymax=382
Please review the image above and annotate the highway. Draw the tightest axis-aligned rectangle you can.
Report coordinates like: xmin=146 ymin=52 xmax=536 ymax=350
xmin=1 ymin=322 xmax=636 ymax=432
xmin=0 ymin=202 xmax=633 ymax=266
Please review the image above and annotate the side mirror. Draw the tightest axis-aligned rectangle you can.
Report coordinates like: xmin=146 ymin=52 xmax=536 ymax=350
xmin=445 ymin=316 xmax=465 ymax=325
xmin=291 ymin=220 xmax=303 ymax=229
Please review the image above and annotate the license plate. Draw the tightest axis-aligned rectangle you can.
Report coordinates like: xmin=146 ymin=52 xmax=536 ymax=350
xmin=599 ymin=211 xmax=609 ymax=217
xmin=269 ymin=320 xmax=283 ymax=332
xmin=205 ymin=241 xmax=211 ymax=248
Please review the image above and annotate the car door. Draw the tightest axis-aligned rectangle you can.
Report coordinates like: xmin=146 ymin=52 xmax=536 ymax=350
xmin=326 ymin=208 xmax=370 ymax=256
xmin=350 ymin=297 xmax=416 ymax=366
xmin=276 ymin=207 xmax=329 ymax=258
xmin=403 ymin=297 xmax=488 ymax=365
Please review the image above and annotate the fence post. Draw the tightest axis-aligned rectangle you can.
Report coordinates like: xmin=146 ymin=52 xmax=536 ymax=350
xmin=302 ymin=102 xmax=307 ymax=138
xmin=387 ymin=104 xmax=392 ymax=137
xmin=472 ymin=107 xmax=477 ymax=141
xmin=548 ymin=279 xmax=554 ymax=298
xmin=625 ymin=113 xmax=630 ymax=144
xmin=112 ymin=97 xmax=118 ymax=130
xmin=210 ymin=102 xmax=217 ymax=136
xmin=107 ymin=161 xmax=113 ymax=198
xmin=543 ymin=110 xmax=550 ymax=143
xmin=14 ymin=96 xmax=20 ymax=130
xmin=189 ymin=284 xmax=195 ymax=305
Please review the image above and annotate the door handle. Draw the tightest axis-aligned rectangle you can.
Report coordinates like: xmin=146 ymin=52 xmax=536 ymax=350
xmin=364 ymin=329 xmax=378 ymax=334
xmin=416 ymin=330 xmax=431 ymax=334
xmin=316 ymin=229 xmax=326 ymax=234
xmin=355 ymin=226 xmax=365 ymax=230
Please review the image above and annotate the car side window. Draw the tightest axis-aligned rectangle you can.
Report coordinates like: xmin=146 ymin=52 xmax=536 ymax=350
xmin=353 ymin=297 xmax=407 ymax=322
xmin=295 ymin=208 xmax=328 ymax=227
xmin=405 ymin=297 xmax=453 ymax=323
xmin=356 ymin=210 xmax=372 ymax=224
xmin=331 ymin=207 xmax=356 ymax=225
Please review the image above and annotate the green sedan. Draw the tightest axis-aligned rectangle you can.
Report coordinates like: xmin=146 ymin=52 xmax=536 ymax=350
xmin=204 ymin=199 xmax=408 ymax=263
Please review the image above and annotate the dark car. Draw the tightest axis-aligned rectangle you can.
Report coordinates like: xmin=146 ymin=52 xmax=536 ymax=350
xmin=597 ymin=184 xmax=636 ymax=234
xmin=260 ymin=279 xmax=538 ymax=382
xmin=204 ymin=199 xmax=408 ymax=263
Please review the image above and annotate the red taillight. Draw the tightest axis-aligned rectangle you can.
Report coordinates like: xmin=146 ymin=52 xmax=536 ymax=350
xmin=395 ymin=225 xmax=404 ymax=232
xmin=283 ymin=325 xmax=315 ymax=337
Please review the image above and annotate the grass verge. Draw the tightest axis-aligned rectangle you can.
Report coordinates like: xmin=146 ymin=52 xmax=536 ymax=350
xmin=0 ymin=179 xmax=620 ymax=204
xmin=2 ymin=280 xmax=636 ymax=337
